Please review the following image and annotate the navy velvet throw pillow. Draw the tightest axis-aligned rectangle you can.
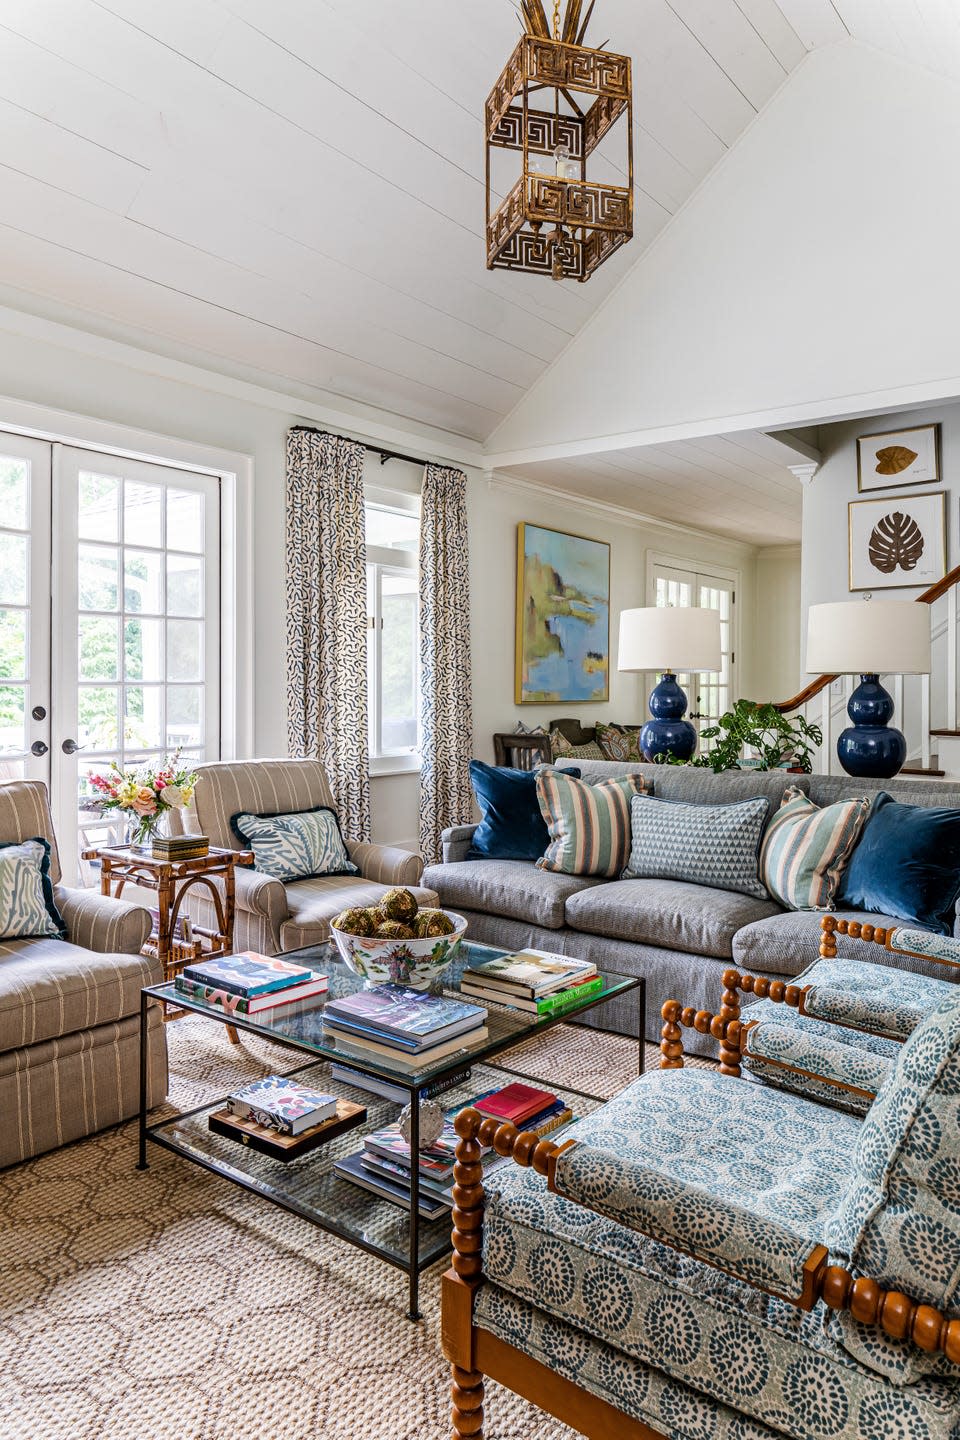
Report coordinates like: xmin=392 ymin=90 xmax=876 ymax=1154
xmin=837 ymin=791 xmax=960 ymax=934
xmin=467 ymin=761 xmax=579 ymax=862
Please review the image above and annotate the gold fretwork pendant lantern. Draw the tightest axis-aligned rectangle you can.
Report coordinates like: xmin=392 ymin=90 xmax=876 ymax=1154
xmin=485 ymin=0 xmax=633 ymax=283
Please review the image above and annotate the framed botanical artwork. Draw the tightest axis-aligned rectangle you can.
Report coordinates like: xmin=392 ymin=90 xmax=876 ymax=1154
xmin=857 ymin=423 xmax=940 ymax=491
xmin=515 ymin=522 xmax=610 ymax=704
xmin=848 ymin=492 xmax=946 ymax=591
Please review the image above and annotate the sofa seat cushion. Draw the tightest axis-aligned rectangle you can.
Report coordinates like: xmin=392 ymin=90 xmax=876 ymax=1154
xmin=278 ymin=877 xmax=439 ymax=951
xmin=731 ymin=908 xmax=931 ymax=978
xmin=564 ymin=879 xmax=781 ymax=958
xmin=0 ymin=936 xmax=161 ymax=1050
xmin=482 ymin=1073 xmax=959 ymax=1440
xmin=741 ymin=999 xmax=900 ymax=1116
xmin=420 ymin=860 xmax=601 ymax=930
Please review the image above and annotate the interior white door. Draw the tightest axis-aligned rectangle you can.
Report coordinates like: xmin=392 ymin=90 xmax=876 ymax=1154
xmin=651 ymin=562 xmax=737 ymax=735
xmin=52 ymin=447 xmax=221 ymax=884
xmin=0 ymin=433 xmax=51 ymax=787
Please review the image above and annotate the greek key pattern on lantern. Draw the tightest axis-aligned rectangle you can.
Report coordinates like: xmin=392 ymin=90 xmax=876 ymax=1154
xmin=526 ymin=176 xmax=631 ymax=231
xmin=490 ymin=106 xmax=583 ymax=159
xmin=487 ymin=178 xmax=526 ymax=260
xmin=485 ymin=39 xmax=525 ymax=135
xmin=489 ymin=230 xmax=585 ymax=280
xmin=583 ymin=226 xmax=629 ymax=278
xmin=526 ymin=37 xmax=630 ymax=98
xmin=584 ymin=91 xmax=629 ymax=155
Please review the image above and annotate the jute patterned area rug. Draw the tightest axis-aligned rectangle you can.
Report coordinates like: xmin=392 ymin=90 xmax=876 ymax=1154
xmin=0 ymin=1020 xmax=696 ymax=1440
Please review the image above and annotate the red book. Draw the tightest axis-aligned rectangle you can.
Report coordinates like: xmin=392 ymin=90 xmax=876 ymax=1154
xmin=475 ymin=1083 xmax=557 ymax=1126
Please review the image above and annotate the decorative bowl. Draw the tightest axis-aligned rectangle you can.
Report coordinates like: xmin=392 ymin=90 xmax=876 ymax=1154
xmin=328 ymin=911 xmax=468 ymax=989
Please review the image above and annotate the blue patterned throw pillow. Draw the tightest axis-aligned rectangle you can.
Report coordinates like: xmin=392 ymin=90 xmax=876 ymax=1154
xmin=622 ymin=794 xmax=769 ymax=899
xmin=0 ymin=838 xmax=66 ymax=940
xmin=231 ymin=808 xmax=358 ymax=883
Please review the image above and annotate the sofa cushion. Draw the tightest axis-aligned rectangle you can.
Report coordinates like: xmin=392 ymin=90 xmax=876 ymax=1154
xmin=537 ymin=770 xmax=651 ymax=877
xmin=595 ymin=722 xmax=643 ymax=763
xmin=837 ymin=792 xmax=960 ymax=935
xmin=0 ymin=838 xmax=66 ymax=940
xmin=231 ymin=806 xmax=357 ymax=882
xmin=759 ymin=788 xmax=870 ymax=912
xmin=623 ymin=794 xmax=770 ymax=900
xmin=565 ymin=878 xmax=780 ymax=959
xmin=278 ymin=877 xmax=438 ymax=951
xmin=731 ymin=908 xmax=921 ymax=979
xmin=466 ymin=761 xmax=579 ymax=863
xmin=420 ymin=859 xmax=601 ymax=930
xmin=0 ymin=936 xmax=161 ymax=1050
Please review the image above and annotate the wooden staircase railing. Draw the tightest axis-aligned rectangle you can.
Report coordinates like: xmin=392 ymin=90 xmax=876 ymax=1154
xmin=773 ymin=561 xmax=960 ymax=715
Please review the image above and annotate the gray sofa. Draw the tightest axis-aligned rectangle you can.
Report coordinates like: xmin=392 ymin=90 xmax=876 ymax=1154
xmin=422 ymin=761 xmax=960 ymax=1049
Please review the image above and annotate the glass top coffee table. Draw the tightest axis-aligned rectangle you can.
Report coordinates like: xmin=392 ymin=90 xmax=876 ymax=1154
xmin=138 ymin=938 xmax=644 ymax=1319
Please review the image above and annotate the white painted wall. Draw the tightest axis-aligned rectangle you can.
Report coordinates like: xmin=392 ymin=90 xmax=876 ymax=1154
xmin=753 ymin=547 xmax=802 ymax=702
xmin=486 ymin=42 xmax=960 ymax=468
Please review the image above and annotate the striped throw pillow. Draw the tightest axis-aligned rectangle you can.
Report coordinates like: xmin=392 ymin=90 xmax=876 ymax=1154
xmin=536 ymin=771 xmax=652 ymax=877
xmin=760 ymin=786 xmax=870 ymax=911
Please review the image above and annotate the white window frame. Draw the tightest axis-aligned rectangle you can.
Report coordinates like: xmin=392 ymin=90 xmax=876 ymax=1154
xmin=365 ymin=494 xmax=421 ymax=777
xmin=645 ymin=550 xmax=741 ymax=736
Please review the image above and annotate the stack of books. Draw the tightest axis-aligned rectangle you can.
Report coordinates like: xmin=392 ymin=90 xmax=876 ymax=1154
xmin=460 ymin=949 xmax=602 ymax=1017
xmin=329 ymin=1062 xmax=473 ymax=1106
xmin=334 ymin=1081 xmax=572 ymax=1218
xmin=151 ymin=832 xmax=210 ymax=860
xmin=175 ymin=952 xmax=328 ymax=1017
xmin=323 ymin=985 xmax=488 ymax=1070
xmin=210 ymin=1075 xmax=365 ymax=1161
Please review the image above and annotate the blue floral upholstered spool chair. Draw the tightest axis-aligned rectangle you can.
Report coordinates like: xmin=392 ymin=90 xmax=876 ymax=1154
xmin=705 ymin=916 xmax=960 ymax=1117
xmin=442 ymin=980 xmax=960 ymax=1440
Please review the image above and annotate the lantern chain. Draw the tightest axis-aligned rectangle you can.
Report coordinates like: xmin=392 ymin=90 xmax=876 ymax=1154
xmin=553 ymin=0 xmax=561 ymax=41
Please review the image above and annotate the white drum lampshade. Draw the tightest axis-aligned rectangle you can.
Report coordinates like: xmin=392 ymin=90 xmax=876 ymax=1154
xmin=618 ymin=607 xmax=722 ymax=674
xmin=806 ymin=601 xmax=931 ymax=676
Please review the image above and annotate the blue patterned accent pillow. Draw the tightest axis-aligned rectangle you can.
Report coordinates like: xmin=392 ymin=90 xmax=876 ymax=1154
xmin=230 ymin=808 xmax=358 ymax=883
xmin=0 ymin=838 xmax=66 ymax=940
xmin=622 ymin=794 xmax=769 ymax=899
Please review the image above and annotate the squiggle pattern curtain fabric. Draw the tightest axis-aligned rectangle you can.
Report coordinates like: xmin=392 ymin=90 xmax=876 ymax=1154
xmin=285 ymin=429 xmax=371 ymax=842
xmin=419 ymin=464 xmax=473 ymax=864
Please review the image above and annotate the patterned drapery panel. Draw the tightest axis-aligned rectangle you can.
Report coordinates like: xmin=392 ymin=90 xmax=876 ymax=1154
xmin=285 ymin=429 xmax=371 ymax=842
xmin=419 ymin=463 xmax=473 ymax=865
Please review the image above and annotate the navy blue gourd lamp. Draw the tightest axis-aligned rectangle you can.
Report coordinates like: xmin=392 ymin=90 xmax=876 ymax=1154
xmin=805 ymin=601 xmax=931 ymax=779
xmin=618 ymin=607 xmax=722 ymax=762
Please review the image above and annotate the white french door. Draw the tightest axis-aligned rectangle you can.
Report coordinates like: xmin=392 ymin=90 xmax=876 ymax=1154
xmin=0 ymin=430 xmax=222 ymax=884
xmin=650 ymin=562 xmax=737 ymax=736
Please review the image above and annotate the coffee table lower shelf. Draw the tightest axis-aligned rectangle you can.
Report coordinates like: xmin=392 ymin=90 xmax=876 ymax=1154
xmin=140 ymin=1055 xmax=607 ymax=1320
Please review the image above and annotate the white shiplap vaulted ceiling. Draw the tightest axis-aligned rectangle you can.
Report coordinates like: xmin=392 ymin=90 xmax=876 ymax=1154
xmin=0 ymin=1 xmax=956 ymax=538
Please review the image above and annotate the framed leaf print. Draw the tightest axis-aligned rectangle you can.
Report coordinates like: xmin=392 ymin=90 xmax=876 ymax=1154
xmin=848 ymin=492 xmax=946 ymax=592
xmin=857 ymin=423 xmax=940 ymax=491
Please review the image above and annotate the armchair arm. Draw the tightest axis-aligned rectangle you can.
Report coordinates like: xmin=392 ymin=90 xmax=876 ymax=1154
xmin=233 ymin=866 xmax=289 ymax=922
xmin=345 ymin=840 xmax=423 ymax=887
xmin=53 ymin=884 xmax=152 ymax=955
xmin=821 ymin=914 xmax=960 ymax=971
xmin=440 ymin=825 xmax=478 ymax=864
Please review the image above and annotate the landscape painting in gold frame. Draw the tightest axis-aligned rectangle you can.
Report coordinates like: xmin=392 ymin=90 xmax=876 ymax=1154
xmin=515 ymin=522 xmax=610 ymax=704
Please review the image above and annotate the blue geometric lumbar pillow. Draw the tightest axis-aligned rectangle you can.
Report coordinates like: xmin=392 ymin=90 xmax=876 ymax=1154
xmin=623 ymin=793 xmax=770 ymax=899
xmin=230 ymin=807 xmax=358 ymax=882
xmin=0 ymin=837 xmax=67 ymax=940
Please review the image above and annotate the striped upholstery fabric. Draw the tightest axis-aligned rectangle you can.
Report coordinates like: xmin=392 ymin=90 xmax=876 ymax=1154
xmin=0 ymin=780 xmax=62 ymax=882
xmin=279 ymin=876 xmax=439 ymax=951
xmin=53 ymin=885 xmax=151 ymax=954
xmin=0 ymin=936 xmax=160 ymax=1051
xmin=191 ymin=759 xmax=338 ymax=849
xmin=760 ymin=787 xmax=870 ymax=911
xmin=536 ymin=771 xmax=652 ymax=877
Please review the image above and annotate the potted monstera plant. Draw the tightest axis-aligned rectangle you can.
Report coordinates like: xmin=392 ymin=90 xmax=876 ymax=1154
xmin=661 ymin=700 xmax=822 ymax=773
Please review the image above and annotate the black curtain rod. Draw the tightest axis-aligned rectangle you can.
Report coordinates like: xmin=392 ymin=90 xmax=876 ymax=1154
xmin=289 ymin=424 xmax=430 ymax=470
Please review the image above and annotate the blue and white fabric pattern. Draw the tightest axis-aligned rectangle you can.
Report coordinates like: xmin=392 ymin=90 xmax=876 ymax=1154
xmin=828 ymin=986 xmax=960 ymax=1382
xmin=0 ymin=838 xmax=65 ymax=940
xmin=890 ymin=927 xmax=960 ymax=972
xmin=231 ymin=807 xmax=358 ymax=883
xmin=549 ymin=1069 xmax=854 ymax=1298
xmin=740 ymin=1001 xmax=899 ymax=1117
xmin=482 ymin=1072 xmax=960 ymax=1440
xmin=799 ymin=955 xmax=953 ymax=1040
xmin=622 ymin=794 xmax=769 ymax=900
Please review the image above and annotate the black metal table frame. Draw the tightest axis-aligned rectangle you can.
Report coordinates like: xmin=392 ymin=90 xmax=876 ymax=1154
xmin=137 ymin=975 xmax=645 ymax=1321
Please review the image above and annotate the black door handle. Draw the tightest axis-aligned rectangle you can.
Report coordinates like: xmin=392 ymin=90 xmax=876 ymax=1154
xmin=31 ymin=740 xmax=48 ymax=757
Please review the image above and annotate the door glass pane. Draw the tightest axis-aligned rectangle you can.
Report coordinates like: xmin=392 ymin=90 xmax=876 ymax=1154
xmin=167 ymin=619 xmax=202 ymax=681
xmin=0 ymin=533 xmax=27 ymax=605
xmin=167 ymin=685 xmax=202 ymax=748
xmin=78 ymin=472 xmax=119 ymax=542
xmin=125 ymin=618 xmax=163 ymax=682
xmin=79 ymin=546 xmax=119 ymax=610
xmin=0 ymin=684 xmax=25 ymax=752
xmin=167 ymin=554 xmax=203 ymax=616
xmin=167 ymin=490 xmax=203 ymax=550
xmin=79 ymin=616 xmax=119 ymax=681
xmin=124 ymin=548 xmax=163 ymax=614
xmin=124 ymin=686 xmax=163 ymax=749
xmin=124 ymin=482 xmax=163 ymax=547
xmin=0 ymin=458 xmax=28 ymax=530
xmin=78 ymin=686 xmax=120 ymax=750
xmin=0 ymin=609 xmax=27 ymax=681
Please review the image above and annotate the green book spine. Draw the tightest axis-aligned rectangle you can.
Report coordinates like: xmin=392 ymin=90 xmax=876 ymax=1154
xmin=536 ymin=978 xmax=604 ymax=1016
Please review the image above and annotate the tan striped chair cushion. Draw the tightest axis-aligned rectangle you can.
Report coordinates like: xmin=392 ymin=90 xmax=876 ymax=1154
xmin=0 ymin=936 xmax=161 ymax=1050
xmin=0 ymin=780 xmax=62 ymax=882
xmin=191 ymin=759 xmax=338 ymax=849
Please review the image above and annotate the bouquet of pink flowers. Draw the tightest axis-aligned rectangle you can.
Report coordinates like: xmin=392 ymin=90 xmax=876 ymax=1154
xmin=88 ymin=751 xmax=200 ymax=847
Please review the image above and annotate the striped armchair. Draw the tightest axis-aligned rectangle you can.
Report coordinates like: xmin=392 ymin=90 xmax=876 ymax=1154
xmin=181 ymin=759 xmax=437 ymax=956
xmin=0 ymin=780 xmax=167 ymax=1169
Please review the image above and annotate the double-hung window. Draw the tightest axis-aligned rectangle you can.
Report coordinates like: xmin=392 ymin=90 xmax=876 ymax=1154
xmin=365 ymin=500 xmax=420 ymax=772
